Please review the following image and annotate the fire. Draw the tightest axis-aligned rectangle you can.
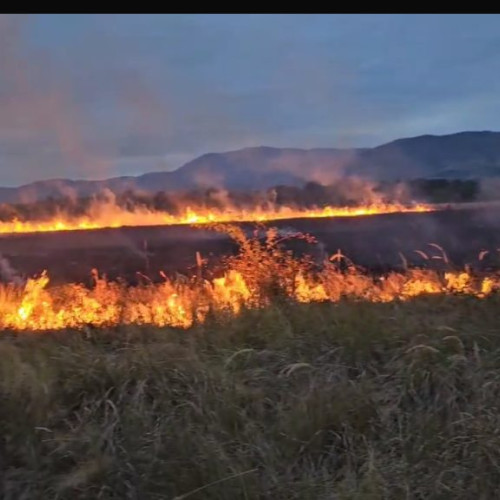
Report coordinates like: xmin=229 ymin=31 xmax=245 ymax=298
xmin=0 ymin=225 xmax=495 ymax=332
xmin=0 ymin=257 xmax=498 ymax=333
xmin=0 ymin=201 xmax=433 ymax=235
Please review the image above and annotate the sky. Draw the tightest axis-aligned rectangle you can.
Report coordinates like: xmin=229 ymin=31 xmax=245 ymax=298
xmin=0 ymin=13 xmax=499 ymax=186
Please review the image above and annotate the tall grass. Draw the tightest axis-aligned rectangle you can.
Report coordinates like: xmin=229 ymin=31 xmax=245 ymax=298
xmin=0 ymin=224 xmax=498 ymax=332
xmin=1 ymin=295 xmax=500 ymax=499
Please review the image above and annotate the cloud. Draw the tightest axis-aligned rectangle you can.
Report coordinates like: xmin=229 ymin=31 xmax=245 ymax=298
xmin=0 ymin=14 xmax=500 ymax=185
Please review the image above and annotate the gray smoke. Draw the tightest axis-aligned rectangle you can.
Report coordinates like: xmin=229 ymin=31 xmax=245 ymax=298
xmin=0 ymin=253 xmax=24 ymax=285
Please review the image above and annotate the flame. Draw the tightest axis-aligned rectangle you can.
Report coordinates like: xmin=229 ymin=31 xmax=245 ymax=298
xmin=0 ymin=264 xmax=497 ymax=332
xmin=0 ymin=223 xmax=494 ymax=332
xmin=0 ymin=202 xmax=433 ymax=235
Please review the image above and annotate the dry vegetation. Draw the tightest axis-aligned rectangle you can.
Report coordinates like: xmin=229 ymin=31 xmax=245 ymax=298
xmin=2 ymin=296 xmax=500 ymax=499
xmin=0 ymin=224 xmax=499 ymax=332
xmin=1 ymin=226 xmax=500 ymax=498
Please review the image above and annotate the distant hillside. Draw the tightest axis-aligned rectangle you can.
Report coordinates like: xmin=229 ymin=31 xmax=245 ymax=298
xmin=349 ymin=131 xmax=500 ymax=179
xmin=0 ymin=131 xmax=499 ymax=203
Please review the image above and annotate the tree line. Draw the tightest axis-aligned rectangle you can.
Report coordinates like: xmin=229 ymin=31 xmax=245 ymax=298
xmin=0 ymin=179 xmax=484 ymax=222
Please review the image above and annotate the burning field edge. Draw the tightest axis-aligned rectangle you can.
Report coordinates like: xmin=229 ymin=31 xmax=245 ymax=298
xmin=0 ymin=199 xmax=434 ymax=235
xmin=1 ymin=223 xmax=499 ymax=332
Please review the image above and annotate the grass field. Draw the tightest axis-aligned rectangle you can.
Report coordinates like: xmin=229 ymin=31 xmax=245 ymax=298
xmin=2 ymin=295 xmax=500 ymax=499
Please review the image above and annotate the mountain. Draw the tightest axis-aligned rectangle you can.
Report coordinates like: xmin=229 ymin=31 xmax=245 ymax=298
xmin=349 ymin=131 xmax=500 ymax=179
xmin=1 ymin=131 xmax=499 ymax=203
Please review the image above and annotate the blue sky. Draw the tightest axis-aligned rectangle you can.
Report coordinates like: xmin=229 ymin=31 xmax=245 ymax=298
xmin=0 ymin=14 xmax=499 ymax=185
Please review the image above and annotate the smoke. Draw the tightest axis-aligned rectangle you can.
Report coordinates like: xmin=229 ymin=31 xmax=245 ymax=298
xmin=335 ymin=177 xmax=384 ymax=204
xmin=0 ymin=15 xmax=177 ymax=188
xmin=205 ymin=188 xmax=232 ymax=208
xmin=0 ymin=15 xmax=99 ymax=183
xmin=478 ymin=178 xmax=500 ymax=202
xmin=0 ymin=253 xmax=23 ymax=285
xmin=308 ymin=177 xmax=411 ymax=207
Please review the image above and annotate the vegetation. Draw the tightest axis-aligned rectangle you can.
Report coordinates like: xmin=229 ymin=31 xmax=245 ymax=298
xmin=1 ymin=293 xmax=500 ymax=498
xmin=0 ymin=179 xmax=486 ymax=223
xmin=406 ymin=178 xmax=479 ymax=203
xmin=1 ymin=223 xmax=498 ymax=331
xmin=1 ymin=224 xmax=500 ymax=498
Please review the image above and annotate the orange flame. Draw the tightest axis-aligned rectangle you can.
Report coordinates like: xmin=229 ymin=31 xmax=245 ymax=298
xmin=0 ymin=264 xmax=497 ymax=332
xmin=0 ymin=202 xmax=433 ymax=235
xmin=0 ymin=224 xmax=493 ymax=333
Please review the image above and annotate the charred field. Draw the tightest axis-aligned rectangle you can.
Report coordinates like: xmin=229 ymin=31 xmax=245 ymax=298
xmin=1 ymin=203 xmax=500 ymax=285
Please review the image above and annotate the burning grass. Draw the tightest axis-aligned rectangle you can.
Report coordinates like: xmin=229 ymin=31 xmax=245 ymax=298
xmin=0 ymin=224 xmax=499 ymax=332
xmin=2 ymin=226 xmax=500 ymax=497
xmin=0 ymin=200 xmax=433 ymax=235
xmin=2 ymin=295 xmax=500 ymax=498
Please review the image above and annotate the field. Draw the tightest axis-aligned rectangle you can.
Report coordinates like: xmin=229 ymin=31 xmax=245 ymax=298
xmin=2 ymin=204 xmax=500 ymax=498
xmin=1 ymin=203 xmax=500 ymax=285
xmin=2 ymin=296 xmax=500 ymax=499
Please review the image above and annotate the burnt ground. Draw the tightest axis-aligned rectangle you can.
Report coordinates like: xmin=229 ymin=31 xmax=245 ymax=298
xmin=1 ymin=204 xmax=500 ymax=285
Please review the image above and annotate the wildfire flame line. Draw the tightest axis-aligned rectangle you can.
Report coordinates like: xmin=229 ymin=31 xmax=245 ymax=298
xmin=0 ymin=202 xmax=433 ymax=235
xmin=1 ymin=262 xmax=497 ymax=332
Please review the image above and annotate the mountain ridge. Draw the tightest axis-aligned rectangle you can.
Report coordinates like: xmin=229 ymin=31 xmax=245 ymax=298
xmin=1 ymin=131 xmax=499 ymax=203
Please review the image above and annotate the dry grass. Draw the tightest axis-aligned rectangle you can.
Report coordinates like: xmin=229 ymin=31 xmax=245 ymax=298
xmin=1 ymin=294 xmax=500 ymax=499
xmin=1 ymin=224 xmax=499 ymax=332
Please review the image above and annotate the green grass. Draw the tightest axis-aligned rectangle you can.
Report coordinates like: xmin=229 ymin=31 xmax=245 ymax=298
xmin=1 ymin=295 xmax=500 ymax=499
